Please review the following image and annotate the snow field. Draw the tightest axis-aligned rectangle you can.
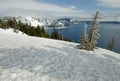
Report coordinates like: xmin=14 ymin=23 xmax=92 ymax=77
xmin=0 ymin=28 xmax=120 ymax=81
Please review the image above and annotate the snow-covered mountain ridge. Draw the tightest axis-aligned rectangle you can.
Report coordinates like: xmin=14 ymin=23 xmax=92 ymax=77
xmin=17 ymin=16 xmax=49 ymax=27
xmin=1 ymin=16 xmax=73 ymax=27
xmin=1 ymin=16 xmax=51 ymax=27
xmin=0 ymin=28 xmax=120 ymax=81
xmin=1 ymin=16 xmax=120 ymax=28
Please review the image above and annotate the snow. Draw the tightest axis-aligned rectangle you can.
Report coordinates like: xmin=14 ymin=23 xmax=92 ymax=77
xmin=0 ymin=28 xmax=120 ymax=81
xmin=2 ymin=16 xmax=48 ymax=27
xmin=24 ymin=17 xmax=47 ymax=27
xmin=0 ymin=28 xmax=27 ymax=36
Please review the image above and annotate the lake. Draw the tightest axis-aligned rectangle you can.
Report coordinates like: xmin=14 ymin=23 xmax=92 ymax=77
xmin=45 ymin=23 xmax=120 ymax=54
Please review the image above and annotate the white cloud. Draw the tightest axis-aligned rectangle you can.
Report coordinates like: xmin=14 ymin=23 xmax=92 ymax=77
xmin=0 ymin=0 xmax=88 ymax=18
xmin=98 ymin=0 xmax=120 ymax=8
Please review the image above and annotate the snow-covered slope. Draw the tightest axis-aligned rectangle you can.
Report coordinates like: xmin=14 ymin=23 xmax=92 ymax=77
xmin=1 ymin=16 xmax=51 ymax=27
xmin=0 ymin=28 xmax=27 ymax=36
xmin=0 ymin=29 xmax=120 ymax=81
xmin=16 ymin=16 xmax=49 ymax=27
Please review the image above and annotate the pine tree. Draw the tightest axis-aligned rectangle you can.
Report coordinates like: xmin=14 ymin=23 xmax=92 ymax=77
xmin=88 ymin=11 xmax=100 ymax=50
xmin=35 ymin=25 xmax=41 ymax=36
xmin=78 ymin=11 xmax=100 ymax=51
xmin=41 ymin=27 xmax=46 ymax=37
xmin=0 ymin=18 xmax=3 ymax=28
xmin=51 ymin=31 xmax=60 ymax=39
xmin=80 ymin=23 xmax=89 ymax=49
xmin=12 ymin=17 xmax=19 ymax=33
xmin=107 ymin=34 xmax=116 ymax=51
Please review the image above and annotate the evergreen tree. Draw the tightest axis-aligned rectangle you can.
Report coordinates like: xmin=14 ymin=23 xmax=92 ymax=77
xmin=107 ymin=34 xmax=116 ymax=51
xmin=51 ymin=31 xmax=60 ymax=39
xmin=79 ymin=23 xmax=89 ymax=49
xmin=0 ymin=18 xmax=3 ymax=28
xmin=88 ymin=11 xmax=100 ymax=50
xmin=7 ymin=19 xmax=13 ymax=28
xmin=78 ymin=11 xmax=100 ymax=51
xmin=35 ymin=25 xmax=41 ymax=36
xmin=12 ymin=17 xmax=19 ymax=33
xmin=2 ymin=21 xmax=8 ymax=29
xmin=0 ymin=18 xmax=9 ymax=29
xmin=41 ymin=27 xmax=45 ymax=34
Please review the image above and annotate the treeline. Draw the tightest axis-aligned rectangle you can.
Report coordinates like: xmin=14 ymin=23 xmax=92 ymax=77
xmin=0 ymin=17 xmax=69 ymax=41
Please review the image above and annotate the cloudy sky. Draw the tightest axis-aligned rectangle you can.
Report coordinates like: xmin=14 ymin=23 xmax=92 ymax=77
xmin=0 ymin=0 xmax=120 ymax=18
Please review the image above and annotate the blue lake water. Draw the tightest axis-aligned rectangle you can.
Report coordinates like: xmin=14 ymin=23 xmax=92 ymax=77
xmin=45 ymin=23 xmax=120 ymax=54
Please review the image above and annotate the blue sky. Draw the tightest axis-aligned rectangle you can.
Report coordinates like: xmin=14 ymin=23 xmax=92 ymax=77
xmin=38 ymin=0 xmax=119 ymax=11
xmin=0 ymin=0 xmax=120 ymax=18
xmin=38 ymin=0 xmax=99 ymax=11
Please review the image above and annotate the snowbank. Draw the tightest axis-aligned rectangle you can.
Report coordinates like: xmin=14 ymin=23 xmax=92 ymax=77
xmin=0 ymin=28 xmax=27 ymax=36
xmin=0 ymin=29 xmax=120 ymax=81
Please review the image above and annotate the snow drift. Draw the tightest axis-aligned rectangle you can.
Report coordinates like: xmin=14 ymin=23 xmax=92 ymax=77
xmin=0 ymin=28 xmax=120 ymax=81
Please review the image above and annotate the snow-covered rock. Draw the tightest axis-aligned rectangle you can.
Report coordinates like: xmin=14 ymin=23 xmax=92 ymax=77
xmin=0 ymin=28 xmax=120 ymax=81
xmin=55 ymin=22 xmax=65 ymax=26
xmin=18 ymin=16 xmax=48 ymax=27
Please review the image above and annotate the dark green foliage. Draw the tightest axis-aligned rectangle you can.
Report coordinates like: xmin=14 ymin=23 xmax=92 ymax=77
xmin=12 ymin=17 xmax=19 ymax=33
xmin=0 ymin=18 xmax=2 ymax=28
xmin=0 ymin=18 xmax=9 ymax=29
xmin=51 ymin=31 xmax=60 ymax=39
xmin=51 ymin=30 xmax=70 ymax=41
xmin=107 ymin=34 xmax=116 ymax=51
